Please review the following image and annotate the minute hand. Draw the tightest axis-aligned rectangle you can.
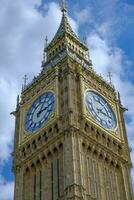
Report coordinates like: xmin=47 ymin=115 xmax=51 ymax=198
xmin=97 ymin=108 xmax=112 ymax=119
xmin=37 ymin=106 xmax=47 ymax=117
xmin=99 ymin=103 xmax=108 ymax=112
xmin=38 ymin=102 xmax=45 ymax=113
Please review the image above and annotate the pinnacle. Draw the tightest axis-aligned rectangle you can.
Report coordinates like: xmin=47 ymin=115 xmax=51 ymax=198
xmin=46 ymin=1 xmax=79 ymax=49
xmin=61 ymin=0 xmax=67 ymax=14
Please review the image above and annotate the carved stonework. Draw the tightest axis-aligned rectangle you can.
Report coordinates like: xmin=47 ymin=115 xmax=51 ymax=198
xmin=13 ymin=1 xmax=133 ymax=200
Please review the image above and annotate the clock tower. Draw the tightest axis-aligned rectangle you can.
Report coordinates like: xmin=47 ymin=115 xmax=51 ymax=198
xmin=13 ymin=1 xmax=133 ymax=199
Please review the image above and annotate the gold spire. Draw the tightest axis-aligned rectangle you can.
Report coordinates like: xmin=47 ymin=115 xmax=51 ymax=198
xmin=61 ymin=0 xmax=67 ymax=14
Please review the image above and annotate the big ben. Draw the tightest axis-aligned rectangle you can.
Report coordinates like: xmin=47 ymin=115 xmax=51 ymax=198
xmin=12 ymin=0 xmax=133 ymax=199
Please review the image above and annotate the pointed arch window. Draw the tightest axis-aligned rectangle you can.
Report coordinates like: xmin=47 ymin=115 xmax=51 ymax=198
xmin=104 ymin=168 xmax=111 ymax=200
xmin=104 ymin=168 xmax=118 ymax=200
xmin=92 ymin=160 xmax=99 ymax=199
xmin=57 ymin=159 xmax=60 ymax=197
xmin=51 ymin=159 xmax=60 ymax=200
xmin=86 ymin=157 xmax=92 ymax=194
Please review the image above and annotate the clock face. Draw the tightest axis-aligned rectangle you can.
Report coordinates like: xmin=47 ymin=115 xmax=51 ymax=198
xmin=24 ymin=91 xmax=55 ymax=133
xmin=85 ymin=90 xmax=117 ymax=130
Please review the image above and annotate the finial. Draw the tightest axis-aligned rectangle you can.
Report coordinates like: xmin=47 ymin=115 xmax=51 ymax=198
xmin=107 ymin=71 xmax=113 ymax=85
xmin=23 ymin=74 xmax=28 ymax=87
xmin=118 ymin=92 xmax=121 ymax=103
xmin=117 ymin=91 xmax=128 ymax=111
xmin=118 ymin=91 xmax=123 ymax=107
xmin=22 ymin=74 xmax=28 ymax=90
xmin=45 ymin=36 xmax=48 ymax=48
xmin=87 ymin=51 xmax=90 ymax=61
xmin=61 ymin=0 xmax=67 ymax=14
xmin=16 ymin=95 xmax=20 ymax=107
xmin=83 ymin=36 xmax=87 ymax=44
xmin=43 ymin=36 xmax=48 ymax=63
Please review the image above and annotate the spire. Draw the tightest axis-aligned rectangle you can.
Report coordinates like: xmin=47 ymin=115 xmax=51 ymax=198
xmin=61 ymin=0 xmax=67 ymax=14
xmin=46 ymin=0 xmax=79 ymax=50
xmin=45 ymin=0 xmax=88 ymax=55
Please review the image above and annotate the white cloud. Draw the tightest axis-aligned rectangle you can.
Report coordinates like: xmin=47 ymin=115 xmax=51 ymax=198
xmin=0 ymin=175 xmax=14 ymax=200
xmin=0 ymin=1 xmax=60 ymax=79
xmin=0 ymin=78 xmax=19 ymax=164
xmin=74 ymin=6 xmax=91 ymax=25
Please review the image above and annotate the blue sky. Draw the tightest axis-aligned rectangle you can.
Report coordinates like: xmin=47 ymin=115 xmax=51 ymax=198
xmin=0 ymin=0 xmax=134 ymax=199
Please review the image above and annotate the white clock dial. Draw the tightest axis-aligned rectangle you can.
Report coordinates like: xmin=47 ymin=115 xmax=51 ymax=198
xmin=85 ymin=90 xmax=117 ymax=130
xmin=24 ymin=91 xmax=55 ymax=133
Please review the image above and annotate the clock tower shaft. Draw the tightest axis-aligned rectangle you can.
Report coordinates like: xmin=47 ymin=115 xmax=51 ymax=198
xmin=13 ymin=1 xmax=133 ymax=200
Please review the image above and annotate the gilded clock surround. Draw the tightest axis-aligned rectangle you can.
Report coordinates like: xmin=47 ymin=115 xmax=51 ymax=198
xmin=83 ymin=85 xmax=119 ymax=139
xmin=20 ymin=82 xmax=58 ymax=145
xmin=24 ymin=91 xmax=55 ymax=133
xmin=84 ymin=89 xmax=117 ymax=131
xmin=12 ymin=1 xmax=133 ymax=200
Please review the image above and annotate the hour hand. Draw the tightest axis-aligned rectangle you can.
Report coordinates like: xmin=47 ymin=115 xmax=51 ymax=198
xmin=97 ymin=108 xmax=112 ymax=119
xmin=97 ymin=108 xmax=104 ymax=114
xmin=37 ymin=106 xmax=47 ymax=117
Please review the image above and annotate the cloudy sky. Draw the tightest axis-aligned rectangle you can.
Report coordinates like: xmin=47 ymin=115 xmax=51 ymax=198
xmin=0 ymin=0 xmax=134 ymax=199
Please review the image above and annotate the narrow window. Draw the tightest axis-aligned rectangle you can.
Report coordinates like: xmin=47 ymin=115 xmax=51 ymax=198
xmin=93 ymin=160 xmax=99 ymax=199
xmin=40 ymin=171 xmax=42 ymax=200
xmin=51 ymin=162 xmax=54 ymax=200
xmin=106 ymin=169 xmax=110 ymax=199
xmin=34 ymin=174 xmax=36 ymax=200
xmin=115 ymin=172 xmax=120 ymax=199
xmin=112 ymin=171 xmax=118 ymax=200
xmin=104 ymin=168 xmax=110 ymax=200
xmin=109 ymin=171 xmax=115 ymax=199
xmin=86 ymin=158 xmax=91 ymax=194
xmin=57 ymin=159 xmax=60 ymax=197
xmin=81 ymin=154 xmax=85 ymax=186
xmin=104 ymin=168 xmax=108 ymax=199
xmin=110 ymin=170 xmax=118 ymax=200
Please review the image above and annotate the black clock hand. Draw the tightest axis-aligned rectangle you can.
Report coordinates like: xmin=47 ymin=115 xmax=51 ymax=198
xmin=97 ymin=108 xmax=106 ymax=114
xmin=97 ymin=108 xmax=112 ymax=119
xmin=39 ymin=102 xmax=45 ymax=112
xmin=99 ymin=103 xmax=107 ymax=113
xmin=37 ymin=106 xmax=47 ymax=117
xmin=102 ymin=111 xmax=112 ymax=119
